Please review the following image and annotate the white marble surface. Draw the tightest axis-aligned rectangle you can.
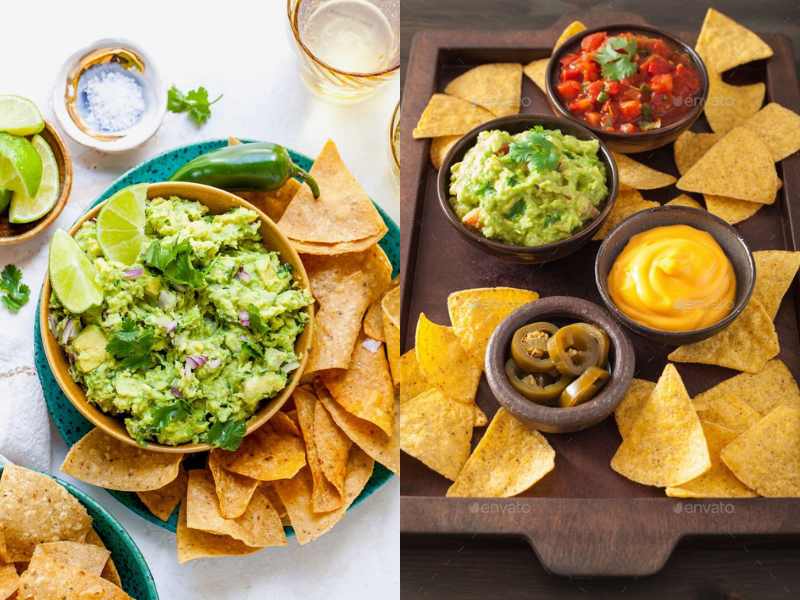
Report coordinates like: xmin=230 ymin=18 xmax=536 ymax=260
xmin=0 ymin=1 xmax=399 ymax=598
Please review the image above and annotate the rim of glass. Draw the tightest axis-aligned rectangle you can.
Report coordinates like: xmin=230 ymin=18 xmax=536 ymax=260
xmin=389 ymin=100 xmax=400 ymax=169
xmin=286 ymin=0 xmax=400 ymax=78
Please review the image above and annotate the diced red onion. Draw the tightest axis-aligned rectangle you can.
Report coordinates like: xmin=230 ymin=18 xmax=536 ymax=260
xmin=171 ymin=386 xmax=182 ymax=398
xmin=239 ymin=310 xmax=250 ymax=327
xmin=185 ymin=355 xmax=208 ymax=372
xmin=235 ymin=268 xmax=252 ymax=282
xmin=362 ymin=338 xmax=382 ymax=353
xmin=163 ymin=320 xmax=177 ymax=333
xmin=208 ymin=358 xmax=221 ymax=369
xmin=60 ymin=319 xmax=76 ymax=345
xmin=123 ymin=267 xmax=144 ymax=279
xmin=48 ymin=315 xmax=57 ymax=334
xmin=192 ymin=355 xmax=208 ymax=368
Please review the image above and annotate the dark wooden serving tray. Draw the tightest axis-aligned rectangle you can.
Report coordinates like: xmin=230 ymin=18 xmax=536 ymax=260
xmin=400 ymin=14 xmax=800 ymax=577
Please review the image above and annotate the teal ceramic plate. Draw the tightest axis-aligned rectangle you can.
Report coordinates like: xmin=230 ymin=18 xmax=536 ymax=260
xmin=34 ymin=139 xmax=399 ymax=533
xmin=0 ymin=465 xmax=158 ymax=599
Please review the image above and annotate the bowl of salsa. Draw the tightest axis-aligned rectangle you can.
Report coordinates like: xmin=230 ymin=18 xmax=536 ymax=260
xmin=545 ymin=25 xmax=708 ymax=153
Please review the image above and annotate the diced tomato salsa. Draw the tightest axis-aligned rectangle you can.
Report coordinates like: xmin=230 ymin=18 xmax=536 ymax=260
xmin=556 ymin=31 xmax=702 ymax=133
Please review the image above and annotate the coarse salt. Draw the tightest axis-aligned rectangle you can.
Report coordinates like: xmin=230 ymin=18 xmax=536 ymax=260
xmin=83 ymin=68 xmax=146 ymax=132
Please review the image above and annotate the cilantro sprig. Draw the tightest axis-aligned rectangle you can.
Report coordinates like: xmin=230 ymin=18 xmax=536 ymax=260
xmin=144 ymin=239 xmax=205 ymax=289
xmin=107 ymin=319 xmax=155 ymax=370
xmin=0 ymin=265 xmax=29 ymax=312
xmin=205 ymin=419 xmax=246 ymax=451
xmin=507 ymin=131 xmax=560 ymax=172
xmin=167 ymin=85 xmax=222 ymax=125
xmin=594 ymin=36 xmax=638 ymax=81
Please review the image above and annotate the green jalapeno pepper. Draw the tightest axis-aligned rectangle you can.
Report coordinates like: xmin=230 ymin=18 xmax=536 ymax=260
xmin=169 ymin=142 xmax=320 ymax=198
xmin=510 ymin=322 xmax=559 ymax=373
xmin=505 ymin=358 xmax=571 ymax=404
xmin=547 ymin=323 xmax=604 ymax=376
xmin=559 ymin=366 xmax=610 ymax=408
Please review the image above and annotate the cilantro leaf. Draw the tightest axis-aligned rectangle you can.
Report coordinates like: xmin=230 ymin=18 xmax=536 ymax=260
xmin=167 ymin=85 xmax=222 ymax=125
xmin=507 ymin=132 xmax=560 ymax=172
xmin=150 ymin=401 xmax=190 ymax=432
xmin=594 ymin=36 xmax=638 ymax=81
xmin=144 ymin=240 xmax=205 ymax=289
xmin=205 ymin=419 xmax=246 ymax=451
xmin=0 ymin=265 xmax=30 ymax=312
xmin=107 ymin=319 xmax=155 ymax=370
xmin=247 ymin=304 xmax=269 ymax=336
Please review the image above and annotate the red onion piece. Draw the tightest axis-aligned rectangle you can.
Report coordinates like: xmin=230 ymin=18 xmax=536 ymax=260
xmin=123 ymin=267 xmax=144 ymax=279
xmin=171 ymin=386 xmax=183 ymax=398
xmin=239 ymin=310 xmax=250 ymax=327
xmin=236 ymin=268 xmax=252 ymax=282
xmin=60 ymin=319 xmax=76 ymax=345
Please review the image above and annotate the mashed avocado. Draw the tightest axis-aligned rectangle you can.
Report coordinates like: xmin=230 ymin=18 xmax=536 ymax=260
xmin=449 ymin=127 xmax=608 ymax=246
xmin=50 ymin=196 xmax=312 ymax=448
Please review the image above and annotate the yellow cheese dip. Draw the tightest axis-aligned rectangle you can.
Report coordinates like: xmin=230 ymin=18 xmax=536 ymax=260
xmin=607 ymin=224 xmax=735 ymax=332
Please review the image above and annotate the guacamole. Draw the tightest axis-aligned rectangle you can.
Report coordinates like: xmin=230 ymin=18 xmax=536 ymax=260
xmin=49 ymin=196 xmax=313 ymax=448
xmin=449 ymin=127 xmax=608 ymax=246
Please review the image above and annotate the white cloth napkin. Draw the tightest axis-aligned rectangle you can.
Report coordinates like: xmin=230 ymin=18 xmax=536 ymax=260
xmin=0 ymin=366 xmax=51 ymax=472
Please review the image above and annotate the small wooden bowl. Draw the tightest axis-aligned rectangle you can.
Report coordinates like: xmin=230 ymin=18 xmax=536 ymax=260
xmin=40 ymin=181 xmax=314 ymax=454
xmin=0 ymin=122 xmax=72 ymax=246
xmin=485 ymin=296 xmax=635 ymax=433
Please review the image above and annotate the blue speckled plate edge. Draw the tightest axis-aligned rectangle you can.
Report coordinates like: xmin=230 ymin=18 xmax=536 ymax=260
xmin=34 ymin=139 xmax=398 ymax=534
xmin=0 ymin=465 xmax=159 ymax=599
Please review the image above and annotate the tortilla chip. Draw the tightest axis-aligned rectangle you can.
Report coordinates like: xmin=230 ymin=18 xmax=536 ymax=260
xmin=673 ymin=130 xmax=721 ymax=176
xmin=447 ymin=408 xmax=554 ymax=497
xmin=695 ymin=8 xmax=773 ymax=73
xmin=668 ymin=299 xmax=779 ymax=373
xmin=665 ymin=194 xmax=702 ymax=209
xmin=278 ymin=140 xmax=387 ymax=245
xmin=382 ymin=285 xmax=400 ymax=329
xmin=61 ymin=428 xmax=182 ymax=492
xmin=704 ymin=194 xmax=763 ymax=224
xmin=207 ymin=451 xmax=258 ymax=520
xmin=399 ymin=350 xmax=429 ymax=404
xmin=269 ymin=410 xmax=301 ymax=437
xmin=592 ymin=189 xmax=659 ymax=240
xmin=235 ymin=178 xmax=301 ymax=223
xmin=752 ymin=250 xmax=800 ymax=319
xmin=447 ymin=287 xmax=539 ymax=367
xmin=83 ymin=531 xmax=122 ymax=587
xmin=415 ymin=313 xmax=482 ymax=404
xmin=523 ymin=58 xmax=549 ymax=93
xmin=721 ymin=405 xmax=800 ymax=496
xmin=741 ymin=102 xmax=800 ymax=161
xmin=29 ymin=542 xmax=110 ymax=577
xmin=666 ymin=421 xmax=757 ymax=498
xmin=225 ymin=425 xmax=306 ymax=482
xmin=0 ymin=465 xmax=92 ymax=562
xmin=304 ymin=245 xmax=392 ymax=373
xmin=383 ymin=312 xmax=401 ymax=386
xmin=18 ymin=558 xmax=131 ymax=600
xmin=705 ymin=75 xmax=765 ymax=134
xmin=314 ymin=399 xmax=353 ymax=504
xmin=693 ymin=359 xmax=800 ymax=416
xmin=0 ymin=563 xmax=18 ymax=599
xmin=430 ymin=135 xmax=461 ymax=170
xmin=693 ymin=393 xmax=760 ymax=433
xmin=292 ymin=233 xmax=386 ymax=256
xmin=412 ymin=94 xmax=495 ymax=138
xmin=294 ymin=388 xmax=345 ymax=513
xmin=444 ymin=63 xmax=522 ymax=117
xmin=176 ymin=501 xmax=261 ymax=564
xmin=400 ymin=388 xmax=474 ymax=480
xmin=186 ymin=470 xmax=286 ymax=548
xmin=677 ymin=126 xmax=776 ymax=203
xmin=317 ymin=386 xmax=399 ymax=473
xmin=614 ymin=378 xmax=657 ymax=439
xmin=555 ymin=20 xmax=586 ymax=48
xmin=275 ymin=447 xmax=374 ymax=544
xmin=363 ymin=300 xmax=385 ymax=341
xmin=611 ymin=364 xmax=710 ymax=487
xmin=136 ymin=465 xmax=187 ymax=521
xmin=613 ymin=152 xmax=676 ymax=190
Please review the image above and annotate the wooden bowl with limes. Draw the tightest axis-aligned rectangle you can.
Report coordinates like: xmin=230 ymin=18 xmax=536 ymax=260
xmin=0 ymin=122 xmax=72 ymax=246
xmin=40 ymin=181 xmax=314 ymax=453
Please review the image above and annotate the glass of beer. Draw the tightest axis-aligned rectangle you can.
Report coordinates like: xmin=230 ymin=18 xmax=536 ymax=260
xmin=286 ymin=0 xmax=399 ymax=103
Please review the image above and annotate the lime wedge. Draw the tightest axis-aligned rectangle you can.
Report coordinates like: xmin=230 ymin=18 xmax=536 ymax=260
xmin=0 ymin=133 xmax=42 ymax=197
xmin=49 ymin=229 xmax=104 ymax=314
xmin=9 ymin=135 xmax=60 ymax=223
xmin=97 ymin=184 xmax=148 ymax=265
xmin=0 ymin=189 xmax=10 ymax=214
xmin=0 ymin=96 xmax=44 ymax=136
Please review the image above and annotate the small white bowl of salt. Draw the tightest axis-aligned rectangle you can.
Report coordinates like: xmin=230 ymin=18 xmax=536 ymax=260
xmin=52 ymin=38 xmax=166 ymax=153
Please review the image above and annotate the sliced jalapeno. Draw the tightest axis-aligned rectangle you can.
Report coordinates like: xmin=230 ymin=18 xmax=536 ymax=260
xmin=559 ymin=366 xmax=610 ymax=408
xmin=547 ymin=323 xmax=602 ymax=376
xmin=510 ymin=322 xmax=559 ymax=373
xmin=583 ymin=323 xmax=610 ymax=368
xmin=505 ymin=358 xmax=571 ymax=405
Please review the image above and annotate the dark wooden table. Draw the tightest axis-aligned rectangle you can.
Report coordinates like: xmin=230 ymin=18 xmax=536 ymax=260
xmin=401 ymin=2 xmax=800 ymax=598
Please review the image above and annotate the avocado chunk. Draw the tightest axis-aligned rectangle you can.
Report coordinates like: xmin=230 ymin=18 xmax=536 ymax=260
xmin=242 ymin=372 xmax=283 ymax=401
xmin=73 ymin=325 xmax=109 ymax=373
